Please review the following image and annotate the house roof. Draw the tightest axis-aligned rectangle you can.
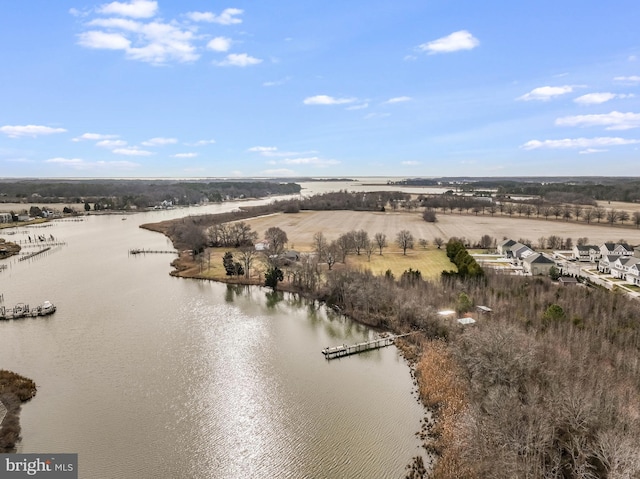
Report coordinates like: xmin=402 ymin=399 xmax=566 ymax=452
xmin=558 ymin=276 xmax=579 ymax=284
xmin=457 ymin=317 xmax=476 ymax=325
xmin=523 ymin=253 xmax=555 ymax=264
xmin=575 ymin=245 xmax=598 ymax=252
xmin=498 ymin=238 xmax=517 ymax=248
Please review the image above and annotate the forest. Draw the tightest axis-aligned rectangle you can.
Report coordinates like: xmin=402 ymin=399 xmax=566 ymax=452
xmin=0 ymin=179 xmax=301 ymax=208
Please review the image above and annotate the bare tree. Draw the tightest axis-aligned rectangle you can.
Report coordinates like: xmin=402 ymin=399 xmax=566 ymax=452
xmin=336 ymin=232 xmax=355 ymax=262
xmin=324 ymin=241 xmax=339 ymax=270
xmin=538 ymin=237 xmax=547 ymax=249
xmin=594 ymin=207 xmax=605 ymax=223
xmin=434 ymin=237 xmax=444 ymax=249
xmin=313 ymin=231 xmax=327 ymax=258
xmin=353 ymin=230 xmax=369 ymax=255
xmin=238 ymin=246 xmax=257 ymax=279
xmin=606 ymin=209 xmax=619 ymax=225
xmin=265 ymin=226 xmax=288 ymax=255
xmin=419 ymin=238 xmax=429 ymax=249
xmin=583 ymin=208 xmax=594 ymax=224
xmin=374 ymin=232 xmax=387 ymax=255
xmin=619 ymin=210 xmax=629 ymax=224
xmin=396 ymin=230 xmax=415 ymax=255
xmin=633 ymin=211 xmax=640 ymax=228
xmin=365 ymin=239 xmax=375 ymax=261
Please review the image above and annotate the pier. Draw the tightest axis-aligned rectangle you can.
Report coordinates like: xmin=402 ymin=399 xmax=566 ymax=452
xmin=322 ymin=332 xmax=415 ymax=360
xmin=0 ymin=301 xmax=56 ymax=320
xmin=129 ymin=248 xmax=177 ymax=255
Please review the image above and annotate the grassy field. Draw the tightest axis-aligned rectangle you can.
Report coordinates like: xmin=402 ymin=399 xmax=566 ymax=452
xmin=174 ymin=208 xmax=640 ymax=284
xmin=241 ymin=210 xmax=640 ymax=249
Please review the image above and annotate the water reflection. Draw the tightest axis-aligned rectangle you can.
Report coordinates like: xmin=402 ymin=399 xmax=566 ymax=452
xmin=0 ymin=205 xmax=424 ymax=478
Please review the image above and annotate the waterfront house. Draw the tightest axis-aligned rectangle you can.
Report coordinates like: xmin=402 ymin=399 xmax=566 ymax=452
xmin=0 ymin=212 xmax=12 ymax=223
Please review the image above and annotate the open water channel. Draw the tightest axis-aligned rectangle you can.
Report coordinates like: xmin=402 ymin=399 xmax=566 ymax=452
xmin=0 ymin=189 xmax=424 ymax=478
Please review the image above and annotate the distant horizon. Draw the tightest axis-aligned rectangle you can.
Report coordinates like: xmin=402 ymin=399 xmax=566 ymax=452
xmin=2 ymin=1 xmax=640 ymax=177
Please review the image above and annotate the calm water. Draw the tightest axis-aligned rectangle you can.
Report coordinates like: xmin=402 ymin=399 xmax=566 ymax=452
xmin=0 ymin=196 xmax=424 ymax=478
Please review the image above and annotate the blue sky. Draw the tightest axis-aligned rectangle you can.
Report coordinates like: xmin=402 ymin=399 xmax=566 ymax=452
xmin=2 ymin=0 xmax=640 ymax=178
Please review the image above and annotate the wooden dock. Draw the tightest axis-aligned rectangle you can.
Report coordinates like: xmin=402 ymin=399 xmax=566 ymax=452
xmin=322 ymin=332 xmax=415 ymax=360
xmin=0 ymin=302 xmax=56 ymax=320
xmin=129 ymin=248 xmax=177 ymax=255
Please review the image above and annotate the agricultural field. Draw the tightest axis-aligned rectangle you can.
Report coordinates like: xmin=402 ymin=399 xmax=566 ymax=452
xmin=242 ymin=210 xmax=640 ymax=249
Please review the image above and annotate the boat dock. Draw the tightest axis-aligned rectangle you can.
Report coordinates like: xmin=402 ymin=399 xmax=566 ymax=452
xmin=129 ymin=248 xmax=177 ymax=255
xmin=322 ymin=332 xmax=415 ymax=360
xmin=0 ymin=301 xmax=56 ymax=320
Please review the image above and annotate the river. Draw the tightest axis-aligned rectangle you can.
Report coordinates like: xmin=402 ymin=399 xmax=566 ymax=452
xmin=0 ymin=191 xmax=424 ymax=478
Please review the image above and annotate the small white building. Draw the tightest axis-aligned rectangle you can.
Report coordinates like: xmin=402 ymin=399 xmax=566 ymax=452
xmin=0 ymin=212 xmax=12 ymax=223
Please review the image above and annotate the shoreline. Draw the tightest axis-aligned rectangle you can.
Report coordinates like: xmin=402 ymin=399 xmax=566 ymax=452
xmin=0 ymin=370 xmax=37 ymax=453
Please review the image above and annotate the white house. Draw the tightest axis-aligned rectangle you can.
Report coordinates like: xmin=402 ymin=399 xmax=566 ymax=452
xmin=497 ymin=239 xmax=517 ymax=255
xmin=598 ymin=255 xmax=619 ymax=274
xmin=0 ymin=212 xmax=12 ymax=223
xmin=572 ymin=245 xmax=600 ymax=262
xmin=522 ymin=253 xmax=555 ymax=276
xmin=600 ymin=242 xmax=634 ymax=257
xmin=627 ymin=263 xmax=640 ymax=286
xmin=610 ymin=256 xmax=640 ymax=280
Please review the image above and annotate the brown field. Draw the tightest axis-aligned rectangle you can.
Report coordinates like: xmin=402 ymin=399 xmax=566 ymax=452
xmin=242 ymin=210 xmax=640 ymax=248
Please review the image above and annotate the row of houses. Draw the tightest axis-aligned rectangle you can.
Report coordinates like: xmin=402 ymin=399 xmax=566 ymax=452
xmin=497 ymin=239 xmax=556 ymax=276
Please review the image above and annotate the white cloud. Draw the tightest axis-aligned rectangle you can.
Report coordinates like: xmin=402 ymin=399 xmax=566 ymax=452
xmin=573 ymin=92 xmax=625 ymax=105
xmin=384 ymin=96 xmax=412 ymax=104
xmin=79 ymin=17 xmax=199 ymax=64
xmin=263 ymin=77 xmax=291 ymax=87
xmin=579 ymin=148 xmax=607 ymax=154
xmin=346 ymin=103 xmax=369 ymax=110
xmin=402 ymin=161 xmax=420 ymax=165
xmin=364 ymin=112 xmax=391 ymax=120
xmin=261 ymin=168 xmax=296 ymax=177
xmin=78 ymin=30 xmax=132 ymax=50
xmin=191 ymin=139 xmax=216 ymax=146
xmin=0 ymin=125 xmax=67 ymax=138
xmin=216 ymin=53 xmax=262 ymax=67
xmin=172 ymin=152 xmax=198 ymax=158
xmin=112 ymin=147 xmax=153 ymax=156
xmin=418 ymin=30 xmax=479 ymax=54
xmin=206 ymin=36 xmax=232 ymax=52
xmin=141 ymin=137 xmax=178 ymax=146
xmin=97 ymin=0 xmax=158 ymax=19
xmin=186 ymin=8 xmax=243 ymax=25
xmin=46 ymin=157 xmax=140 ymax=170
xmin=279 ymin=157 xmax=339 ymax=167
xmin=555 ymin=111 xmax=640 ymax=130
xmin=517 ymin=85 xmax=575 ymax=101
xmin=96 ymin=139 xmax=127 ymax=148
xmin=248 ymin=146 xmax=278 ymax=153
xmin=614 ymin=76 xmax=640 ymax=84
xmin=73 ymin=132 xmax=119 ymax=141
xmin=303 ymin=95 xmax=356 ymax=105
xmin=521 ymin=137 xmax=640 ymax=150
xmin=45 ymin=157 xmax=85 ymax=166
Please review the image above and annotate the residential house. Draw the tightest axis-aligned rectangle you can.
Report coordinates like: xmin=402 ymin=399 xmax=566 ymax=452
xmin=0 ymin=213 xmax=12 ymax=223
xmin=598 ymin=255 xmax=619 ymax=274
xmin=572 ymin=244 xmax=600 ymax=262
xmin=522 ymin=253 xmax=555 ymax=276
xmin=254 ymin=240 xmax=269 ymax=251
xmin=497 ymin=238 xmax=517 ymax=255
xmin=610 ymin=256 xmax=640 ymax=280
xmin=511 ymin=243 xmax=534 ymax=261
xmin=600 ymin=242 xmax=634 ymax=257
xmin=627 ymin=263 xmax=640 ymax=286
xmin=558 ymin=277 xmax=579 ymax=286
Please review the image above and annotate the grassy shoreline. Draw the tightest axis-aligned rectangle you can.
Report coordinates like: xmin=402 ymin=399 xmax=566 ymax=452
xmin=0 ymin=370 xmax=37 ymax=453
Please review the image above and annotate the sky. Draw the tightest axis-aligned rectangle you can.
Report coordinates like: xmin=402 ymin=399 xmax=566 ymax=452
xmin=2 ymin=0 xmax=640 ymax=178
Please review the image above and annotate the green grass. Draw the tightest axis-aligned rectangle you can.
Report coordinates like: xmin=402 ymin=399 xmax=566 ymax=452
xmin=347 ymin=247 xmax=455 ymax=279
